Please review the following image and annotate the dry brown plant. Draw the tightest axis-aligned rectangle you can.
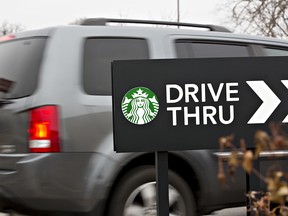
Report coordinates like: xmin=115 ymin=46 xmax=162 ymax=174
xmin=218 ymin=123 xmax=288 ymax=215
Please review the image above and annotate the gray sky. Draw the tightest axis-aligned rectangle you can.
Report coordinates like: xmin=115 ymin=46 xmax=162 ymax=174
xmin=0 ymin=0 xmax=224 ymax=30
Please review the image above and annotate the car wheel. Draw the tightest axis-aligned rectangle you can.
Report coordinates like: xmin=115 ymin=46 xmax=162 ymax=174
xmin=108 ymin=166 xmax=197 ymax=216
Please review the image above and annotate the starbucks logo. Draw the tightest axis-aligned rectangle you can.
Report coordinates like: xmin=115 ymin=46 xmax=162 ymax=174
xmin=122 ymin=87 xmax=159 ymax=125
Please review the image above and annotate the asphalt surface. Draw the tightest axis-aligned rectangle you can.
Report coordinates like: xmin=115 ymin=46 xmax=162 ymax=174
xmin=0 ymin=207 xmax=246 ymax=216
xmin=206 ymin=207 xmax=246 ymax=216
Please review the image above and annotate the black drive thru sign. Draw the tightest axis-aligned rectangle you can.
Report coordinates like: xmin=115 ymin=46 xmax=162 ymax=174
xmin=112 ymin=57 xmax=288 ymax=153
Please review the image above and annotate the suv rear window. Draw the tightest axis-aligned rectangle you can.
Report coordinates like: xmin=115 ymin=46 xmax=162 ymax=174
xmin=175 ymin=40 xmax=251 ymax=58
xmin=83 ymin=38 xmax=149 ymax=95
xmin=0 ymin=37 xmax=47 ymax=99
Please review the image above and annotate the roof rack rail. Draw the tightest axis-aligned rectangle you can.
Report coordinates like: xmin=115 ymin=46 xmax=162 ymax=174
xmin=80 ymin=18 xmax=231 ymax=33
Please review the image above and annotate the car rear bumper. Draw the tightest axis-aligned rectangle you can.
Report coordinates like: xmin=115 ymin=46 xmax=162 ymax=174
xmin=0 ymin=152 xmax=114 ymax=213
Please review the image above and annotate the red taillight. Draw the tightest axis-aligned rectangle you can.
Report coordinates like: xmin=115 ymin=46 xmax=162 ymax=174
xmin=0 ymin=34 xmax=15 ymax=42
xmin=29 ymin=106 xmax=61 ymax=153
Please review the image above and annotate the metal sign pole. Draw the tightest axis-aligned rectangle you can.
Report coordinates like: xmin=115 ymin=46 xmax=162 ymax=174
xmin=155 ymin=151 xmax=169 ymax=216
xmin=246 ymin=148 xmax=260 ymax=216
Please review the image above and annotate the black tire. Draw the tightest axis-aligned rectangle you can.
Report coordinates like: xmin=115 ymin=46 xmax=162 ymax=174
xmin=108 ymin=166 xmax=197 ymax=216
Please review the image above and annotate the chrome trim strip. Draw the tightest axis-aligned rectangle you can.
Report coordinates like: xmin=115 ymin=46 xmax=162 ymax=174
xmin=259 ymin=151 xmax=288 ymax=158
xmin=214 ymin=151 xmax=288 ymax=158
xmin=0 ymin=154 xmax=29 ymax=157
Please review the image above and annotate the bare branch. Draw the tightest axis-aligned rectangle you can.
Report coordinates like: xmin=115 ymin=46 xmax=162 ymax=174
xmin=0 ymin=21 xmax=25 ymax=36
xmin=221 ymin=0 xmax=288 ymax=38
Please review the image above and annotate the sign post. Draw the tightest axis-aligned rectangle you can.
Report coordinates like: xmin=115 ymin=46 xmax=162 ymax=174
xmin=155 ymin=151 xmax=169 ymax=216
xmin=112 ymin=56 xmax=288 ymax=215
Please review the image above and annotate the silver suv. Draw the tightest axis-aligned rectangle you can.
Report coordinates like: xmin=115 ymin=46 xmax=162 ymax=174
xmin=0 ymin=18 xmax=288 ymax=216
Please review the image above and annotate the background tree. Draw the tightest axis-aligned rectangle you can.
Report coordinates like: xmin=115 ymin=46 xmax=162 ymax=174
xmin=0 ymin=21 xmax=25 ymax=36
xmin=221 ymin=0 xmax=288 ymax=38
xmin=69 ymin=17 xmax=86 ymax=25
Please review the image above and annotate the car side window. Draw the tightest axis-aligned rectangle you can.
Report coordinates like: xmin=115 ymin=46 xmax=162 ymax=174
xmin=83 ymin=38 xmax=149 ymax=95
xmin=175 ymin=40 xmax=251 ymax=58
xmin=263 ymin=47 xmax=288 ymax=56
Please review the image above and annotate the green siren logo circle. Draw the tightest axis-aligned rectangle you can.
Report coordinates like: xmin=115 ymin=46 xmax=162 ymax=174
xmin=122 ymin=87 xmax=159 ymax=125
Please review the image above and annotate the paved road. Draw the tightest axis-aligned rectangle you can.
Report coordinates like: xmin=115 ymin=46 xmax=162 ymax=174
xmin=206 ymin=207 xmax=246 ymax=216
xmin=0 ymin=207 xmax=246 ymax=216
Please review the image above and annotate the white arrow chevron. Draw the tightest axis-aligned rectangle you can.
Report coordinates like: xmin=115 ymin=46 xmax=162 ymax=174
xmin=247 ymin=81 xmax=281 ymax=124
xmin=281 ymin=80 xmax=288 ymax=123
